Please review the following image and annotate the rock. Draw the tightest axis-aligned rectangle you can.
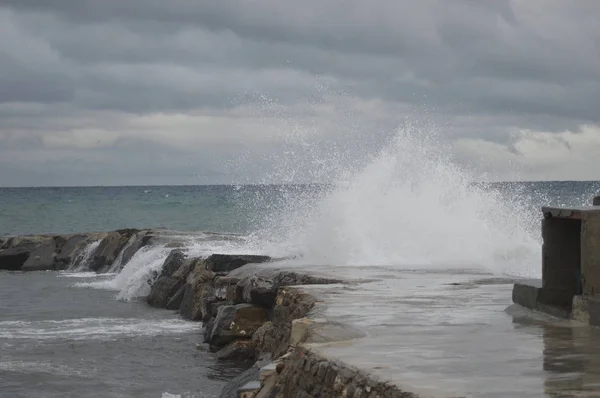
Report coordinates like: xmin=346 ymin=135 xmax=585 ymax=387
xmin=205 ymin=254 xmax=272 ymax=275
xmin=251 ymin=322 xmax=273 ymax=352
xmin=215 ymin=276 xmax=241 ymax=300
xmin=276 ymin=362 xmax=285 ymax=374
xmin=219 ymin=366 xmax=260 ymax=398
xmin=0 ymin=246 xmax=32 ymax=271
xmin=209 ymin=304 xmax=270 ymax=347
xmin=21 ymin=239 xmax=57 ymax=271
xmin=166 ymin=284 xmax=186 ymax=310
xmin=177 ymin=261 xmax=218 ymax=320
xmin=180 ymin=280 xmax=216 ymax=321
xmin=215 ymin=340 xmax=257 ymax=361
xmin=161 ymin=250 xmax=186 ymax=278
xmin=120 ymin=231 xmax=152 ymax=267
xmin=0 ymin=237 xmax=50 ymax=271
xmin=54 ymin=234 xmax=90 ymax=269
xmin=203 ymin=317 xmax=216 ymax=343
xmin=236 ymin=276 xmax=278 ymax=308
xmin=147 ymin=255 xmax=197 ymax=309
xmin=90 ymin=229 xmax=139 ymax=272
xmin=234 ymin=272 xmax=340 ymax=309
xmin=147 ymin=277 xmax=181 ymax=308
xmin=209 ymin=300 xmax=233 ymax=318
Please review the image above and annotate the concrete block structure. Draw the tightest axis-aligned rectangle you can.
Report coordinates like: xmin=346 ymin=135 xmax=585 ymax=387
xmin=513 ymin=198 xmax=600 ymax=325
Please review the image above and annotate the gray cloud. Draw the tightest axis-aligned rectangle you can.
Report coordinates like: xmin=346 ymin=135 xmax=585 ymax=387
xmin=1 ymin=1 xmax=600 ymax=186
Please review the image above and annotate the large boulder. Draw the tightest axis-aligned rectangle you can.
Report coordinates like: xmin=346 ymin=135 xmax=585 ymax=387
xmin=0 ymin=237 xmax=49 ymax=271
xmin=54 ymin=234 xmax=90 ymax=270
xmin=205 ymin=254 xmax=272 ymax=275
xmin=90 ymin=229 xmax=139 ymax=272
xmin=178 ymin=261 xmax=217 ymax=320
xmin=180 ymin=279 xmax=216 ymax=321
xmin=208 ymin=304 xmax=269 ymax=347
xmin=0 ymin=246 xmax=33 ymax=271
xmin=161 ymin=250 xmax=187 ymax=278
xmin=21 ymin=238 xmax=57 ymax=271
xmin=147 ymin=253 xmax=196 ymax=309
xmin=147 ymin=277 xmax=181 ymax=308
xmin=166 ymin=284 xmax=186 ymax=310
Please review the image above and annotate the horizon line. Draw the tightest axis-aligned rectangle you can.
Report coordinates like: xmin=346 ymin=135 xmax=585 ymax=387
xmin=1 ymin=180 xmax=600 ymax=189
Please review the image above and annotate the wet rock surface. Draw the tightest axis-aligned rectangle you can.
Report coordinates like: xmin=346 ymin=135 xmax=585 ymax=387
xmin=21 ymin=238 xmax=56 ymax=271
xmin=0 ymin=229 xmax=152 ymax=272
xmin=205 ymin=254 xmax=272 ymax=275
xmin=90 ymin=229 xmax=141 ymax=272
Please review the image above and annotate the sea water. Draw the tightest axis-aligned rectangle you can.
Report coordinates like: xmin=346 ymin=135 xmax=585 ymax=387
xmin=2 ymin=127 xmax=600 ymax=397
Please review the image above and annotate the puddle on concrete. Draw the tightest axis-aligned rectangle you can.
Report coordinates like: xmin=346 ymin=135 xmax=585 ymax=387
xmin=284 ymin=266 xmax=600 ymax=398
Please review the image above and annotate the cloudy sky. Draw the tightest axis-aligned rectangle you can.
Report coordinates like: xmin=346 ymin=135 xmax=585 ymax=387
xmin=1 ymin=1 xmax=600 ymax=186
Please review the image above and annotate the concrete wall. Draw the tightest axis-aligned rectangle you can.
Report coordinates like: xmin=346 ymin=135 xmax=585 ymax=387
xmin=542 ymin=217 xmax=581 ymax=302
xmin=581 ymin=213 xmax=600 ymax=296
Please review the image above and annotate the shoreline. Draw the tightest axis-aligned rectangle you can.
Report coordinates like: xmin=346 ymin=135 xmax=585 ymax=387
xmin=1 ymin=229 xmax=431 ymax=398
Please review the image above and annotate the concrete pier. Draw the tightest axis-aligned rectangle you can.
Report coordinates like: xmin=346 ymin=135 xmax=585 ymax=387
xmin=512 ymin=199 xmax=600 ymax=326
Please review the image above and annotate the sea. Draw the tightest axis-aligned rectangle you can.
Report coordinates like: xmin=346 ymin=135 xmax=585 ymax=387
xmin=2 ymin=131 xmax=600 ymax=397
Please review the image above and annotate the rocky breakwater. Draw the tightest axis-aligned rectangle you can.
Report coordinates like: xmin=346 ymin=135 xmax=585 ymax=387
xmin=147 ymin=251 xmax=340 ymax=360
xmin=147 ymin=251 xmax=424 ymax=398
xmin=0 ymin=229 xmax=152 ymax=272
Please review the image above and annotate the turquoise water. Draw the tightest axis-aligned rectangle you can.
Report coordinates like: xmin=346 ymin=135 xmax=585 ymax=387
xmin=0 ymin=185 xmax=321 ymax=236
xmin=0 ymin=182 xmax=598 ymax=237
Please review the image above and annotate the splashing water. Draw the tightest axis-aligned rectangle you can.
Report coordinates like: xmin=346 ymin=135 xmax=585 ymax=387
xmin=252 ymin=126 xmax=543 ymax=277
xmin=105 ymin=234 xmax=138 ymax=273
xmin=69 ymin=240 xmax=101 ymax=271
xmin=76 ymin=246 xmax=171 ymax=301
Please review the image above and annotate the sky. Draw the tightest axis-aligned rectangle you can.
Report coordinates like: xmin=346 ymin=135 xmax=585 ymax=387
xmin=1 ymin=1 xmax=600 ymax=186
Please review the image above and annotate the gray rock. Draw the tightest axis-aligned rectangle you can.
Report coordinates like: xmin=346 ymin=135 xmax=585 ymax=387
xmin=147 ymin=277 xmax=180 ymax=308
xmin=205 ymin=254 xmax=272 ymax=275
xmin=90 ymin=229 xmax=139 ymax=272
xmin=120 ymin=230 xmax=152 ymax=267
xmin=203 ymin=317 xmax=215 ymax=343
xmin=0 ymin=246 xmax=33 ymax=271
xmin=0 ymin=236 xmax=52 ymax=270
xmin=236 ymin=276 xmax=277 ymax=308
xmin=55 ymin=234 xmax=89 ymax=269
xmin=21 ymin=239 xmax=57 ymax=271
xmin=161 ymin=250 xmax=186 ymax=278
xmin=215 ymin=340 xmax=257 ymax=361
xmin=209 ymin=304 xmax=269 ymax=347
xmin=219 ymin=366 xmax=260 ymax=398
xmin=147 ymin=251 xmax=194 ymax=308
xmin=209 ymin=300 xmax=233 ymax=318
xmin=166 ymin=284 xmax=186 ymax=310
xmin=179 ymin=281 xmax=216 ymax=321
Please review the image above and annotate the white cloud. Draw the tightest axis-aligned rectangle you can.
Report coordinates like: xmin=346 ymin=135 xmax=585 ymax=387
xmin=454 ymin=124 xmax=600 ymax=181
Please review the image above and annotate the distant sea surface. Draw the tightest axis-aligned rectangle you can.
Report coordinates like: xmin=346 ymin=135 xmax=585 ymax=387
xmin=1 ymin=182 xmax=599 ymax=237
xmin=0 ymin=185 xmax=324 ymax=237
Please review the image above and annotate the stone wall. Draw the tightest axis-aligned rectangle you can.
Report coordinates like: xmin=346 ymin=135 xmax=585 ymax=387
xmin=262 ymin=348 xmax=423 ymax=398
xmin=145 ymin=250 xmax=340 ymax=362
xmin=143 ymin=248 xmax=430 ymax=398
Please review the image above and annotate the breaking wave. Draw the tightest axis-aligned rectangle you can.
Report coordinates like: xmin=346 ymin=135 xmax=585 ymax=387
xmin=250 ymin=126 xmax=543 ymax=278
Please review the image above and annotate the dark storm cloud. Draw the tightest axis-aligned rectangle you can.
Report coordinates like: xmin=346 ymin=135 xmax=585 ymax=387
xmin=1 ymin=1 xmax=600 ymax=185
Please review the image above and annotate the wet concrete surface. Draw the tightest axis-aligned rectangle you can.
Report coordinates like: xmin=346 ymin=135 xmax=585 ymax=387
xmin=264 ymin=264 xmax=600 ymax=398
